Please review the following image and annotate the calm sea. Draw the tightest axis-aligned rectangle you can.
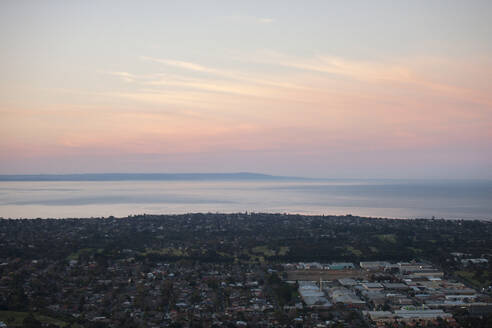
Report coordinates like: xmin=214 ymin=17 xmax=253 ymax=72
xmin=0 ymin=179 xmax=491 ymax=220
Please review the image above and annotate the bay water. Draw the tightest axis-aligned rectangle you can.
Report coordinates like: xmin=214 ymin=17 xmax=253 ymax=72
xmin=0 ymin=179 xmax=491 ymax=220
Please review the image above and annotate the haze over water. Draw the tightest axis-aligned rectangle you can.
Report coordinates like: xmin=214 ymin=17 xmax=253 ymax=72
xmin=1 ymin=179 xmax=490 ymax=220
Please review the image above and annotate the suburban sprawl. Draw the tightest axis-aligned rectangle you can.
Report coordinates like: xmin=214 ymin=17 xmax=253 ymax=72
xmin=1 ymin=213 xmax=491 ymax=327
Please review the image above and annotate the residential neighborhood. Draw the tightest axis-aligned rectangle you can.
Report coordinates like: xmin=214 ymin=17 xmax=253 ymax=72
xmin=1 ymin=214 xmax=491 ymax=327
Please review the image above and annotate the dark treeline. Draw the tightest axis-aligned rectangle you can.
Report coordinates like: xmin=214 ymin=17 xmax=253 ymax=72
xmin=1 ymin=213 xmax=491 ymax=269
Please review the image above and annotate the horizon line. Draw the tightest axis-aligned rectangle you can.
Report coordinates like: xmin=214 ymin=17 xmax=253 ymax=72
xmin=0 ymin=172 xmax=490 ymax=182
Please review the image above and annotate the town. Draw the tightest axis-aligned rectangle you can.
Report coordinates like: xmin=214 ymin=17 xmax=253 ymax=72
xmin=1 ymin=213 xmax=491 ymax=327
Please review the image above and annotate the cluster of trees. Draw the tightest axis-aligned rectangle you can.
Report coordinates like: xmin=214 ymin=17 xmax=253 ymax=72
xmin=1 ymin=214 xmax=491 ymax=267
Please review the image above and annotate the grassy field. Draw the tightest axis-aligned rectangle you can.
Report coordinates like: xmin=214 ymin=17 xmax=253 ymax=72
xmin=143 ymin=247 xmax=187 ymax=256
xmin=251 ymin=246 xmax=276 ymax=257
xmin=375 ymin=234 xmax=397 ymax=243
xmin=251 ymin=245 xmax=290 ymax=257
xmin=278 ymin=246 xmax=290 ymax=256
xmin=456 ymin=270 xmax=492 ymax=289
xmin=346 ymin=246 xmax=362 ymax=256
xmin=67 ymin=247 xmax=103 ymax=261
xmin=406 ymin=246 xmax=423 ymax=254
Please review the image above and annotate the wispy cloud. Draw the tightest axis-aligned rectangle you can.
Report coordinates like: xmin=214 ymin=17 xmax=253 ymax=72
xmin=103 ymin=52 xmax=492 ymax=135
xmin=250 ymin=51 xmax=412 ymax=82
xmin=140 ymin=56 xmax=212 ymax=73
xmin=248 ymin=51 xmax=492 ymax=107
xmin=139 ymin=56 xmax=311 ymax=90
xmin=258 ymin=18 xmax=274 ymax=24
xmin=143 ymin=76 xmax=269 ymax=97
xmin=107 ymin=71 xmax=137 ymax=83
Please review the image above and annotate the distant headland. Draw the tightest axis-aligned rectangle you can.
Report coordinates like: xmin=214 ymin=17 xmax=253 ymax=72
xmin=0 ymin=172 xmax=308 ymax=182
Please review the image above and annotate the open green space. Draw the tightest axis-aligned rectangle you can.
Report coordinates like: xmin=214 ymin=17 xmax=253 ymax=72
xmin=456 ymin=270 xmax=492 ymax=289
xmin=67 ymin=248 xmax=103 ymax=261
xmin=143 ymin=247 xmax=187 ymax=257
xmin=346 ymin=246 xmax=362 ymax=256
xmin=375 ymin=234 xmax=397 ymax=243
xmin=251 ymin=245 xmax=276 ymax=257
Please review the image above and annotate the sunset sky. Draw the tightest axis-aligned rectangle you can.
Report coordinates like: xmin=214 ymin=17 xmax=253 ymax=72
xmin=1 ymin=0 xmax=491 ymax=178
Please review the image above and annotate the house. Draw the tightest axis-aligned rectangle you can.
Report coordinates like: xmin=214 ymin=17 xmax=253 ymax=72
xmin=383 ymin=283 xmax=409 ymax=290
xmin=328 ymin=262 xmax=355 ymax=270
xmin=338 ymin=278 xmax=357 ymax=286
xmin=362 ymin=282 xmax=384 ymax=291
xmin=461 ymin=258 xmax=488 ymax=266
xmin=360 ymin=261 xmax=390 ymax=271
xmin=328 ymin=287 xmax=365 ymax=307
xmin=364 ymin=309 xmax=453 ymax=324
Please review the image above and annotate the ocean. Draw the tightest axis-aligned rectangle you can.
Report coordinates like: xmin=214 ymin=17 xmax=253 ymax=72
xmin=0 ymin=178 xmax=491 ymax=220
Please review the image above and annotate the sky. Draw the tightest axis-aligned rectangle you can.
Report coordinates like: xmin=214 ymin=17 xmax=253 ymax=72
xmin=1 ymin=0 xmax=491 ymax=178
